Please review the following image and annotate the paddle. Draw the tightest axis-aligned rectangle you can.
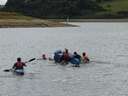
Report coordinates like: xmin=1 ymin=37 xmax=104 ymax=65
xmin=25 ymin=58 xmax=36 ymax=63
xmin=4 ymin=69 xmax=13 ymax=72
xmin=3 ymin=58 xmax=36 ymax=72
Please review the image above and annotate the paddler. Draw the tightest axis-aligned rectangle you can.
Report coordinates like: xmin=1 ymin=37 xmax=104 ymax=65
xmin=82 ymin=52 xmax=90 ymax=63
xmin=12 ymin=57 xmax=26 ymax=70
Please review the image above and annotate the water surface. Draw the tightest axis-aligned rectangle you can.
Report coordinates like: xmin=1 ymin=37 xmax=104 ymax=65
xmin=0 ymin=22 xmax=128 ymax=96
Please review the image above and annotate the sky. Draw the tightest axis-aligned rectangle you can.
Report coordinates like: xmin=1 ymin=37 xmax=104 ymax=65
xmin=0 ymin=0 xmax=7 ymax=5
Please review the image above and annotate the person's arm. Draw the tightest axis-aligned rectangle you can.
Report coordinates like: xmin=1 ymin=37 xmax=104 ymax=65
xmin=23 ymin=62 xmax=27 ymax=67
xmin=12 ymin=63 xmax=16 ymax=69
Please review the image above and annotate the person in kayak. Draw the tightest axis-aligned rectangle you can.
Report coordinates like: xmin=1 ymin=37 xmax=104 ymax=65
xmin=54 ymin=50 xmax=63 ymax=63
xmin=61 ymin=48 xmax=71 ymax=64
xmin=82 ymin=52 xmax=90 ymax=63
xmin=12 ymin=57 xmax=26 ymax=70
xmin=71 ymin=52 xmax=81 ymax=67
xmin=42 ymin=54 xmax=47 ymax=60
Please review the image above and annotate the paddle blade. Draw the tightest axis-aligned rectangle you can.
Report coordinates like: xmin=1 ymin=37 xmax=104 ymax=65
xmin=3 ymin=69 xmax=11 ymax=72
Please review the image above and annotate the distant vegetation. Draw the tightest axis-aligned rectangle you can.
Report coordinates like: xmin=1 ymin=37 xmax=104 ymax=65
xmin=2 ymin=0 xmax=128 ymax=19
xmin=3 ymin=0 xmax=104 ymax=19
xmin=0 ymin=5 xmax=4 ymax=9
xmin=97 ymin=0 xmax=128 ymax=18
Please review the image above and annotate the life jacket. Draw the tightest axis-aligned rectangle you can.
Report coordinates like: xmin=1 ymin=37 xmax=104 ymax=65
xmin=82 ymin=56 xmax=89 ymax=63
xmin=15 ymin=62 xmax=24 ymax=68
xmin=63 ymin=52 xmax=70 ymax=61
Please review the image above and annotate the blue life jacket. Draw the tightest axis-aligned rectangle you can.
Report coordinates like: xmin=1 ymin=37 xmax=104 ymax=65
xmin=54 ymin=50 xmax=63 ymax=63
xmin=70 ymin=58 xmax=80 ymax=65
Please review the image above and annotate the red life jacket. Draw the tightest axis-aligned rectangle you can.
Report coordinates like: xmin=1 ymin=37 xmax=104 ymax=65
xmin=63 ymin=52 xmax=70 ymax=61
xmin=15 ymin=62 xmax=24 ymax=68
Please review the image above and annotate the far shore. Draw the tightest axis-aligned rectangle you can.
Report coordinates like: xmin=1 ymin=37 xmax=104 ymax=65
xmin=0 ymin=18 xmax=128 ymax=28
xmin=49 ymin=19 xmax=128 ymax=22
xmin=0 ymin=19 xmax=76 ymax=28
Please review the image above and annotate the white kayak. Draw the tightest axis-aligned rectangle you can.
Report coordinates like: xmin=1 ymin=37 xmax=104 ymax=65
xmin=13 ymin=69 xmax=24 ymax=75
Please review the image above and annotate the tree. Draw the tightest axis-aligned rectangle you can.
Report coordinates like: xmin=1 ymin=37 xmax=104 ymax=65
xmin=4 ymin=0 xmax=104 ymax=18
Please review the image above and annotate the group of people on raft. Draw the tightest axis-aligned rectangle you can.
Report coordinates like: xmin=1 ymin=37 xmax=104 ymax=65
xmin=53 ymin=48 xmax=89 ymax=67
xmin=12 ymin=48 xmax=90 ymax=72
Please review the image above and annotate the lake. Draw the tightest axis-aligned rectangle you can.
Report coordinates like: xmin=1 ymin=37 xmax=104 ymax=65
xmin=0 ymin=22 xmax=128 ymax=96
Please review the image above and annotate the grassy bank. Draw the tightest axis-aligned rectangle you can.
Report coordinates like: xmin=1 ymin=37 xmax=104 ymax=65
xmin=0 ymin=12 xmax=74 ymax=28
xmin=102 ymin=0 xmax=128 ymax=13
xmin=96 ymin=0 xmax=128 ymax=18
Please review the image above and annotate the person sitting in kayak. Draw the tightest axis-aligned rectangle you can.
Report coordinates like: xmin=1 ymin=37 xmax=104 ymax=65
xmin=12 ymin=57 xmax=26 ymax=70
xmin=70 ymin=52 xmax=81 ymax=67
xmin=82 ymin=52 xmax=90 ymax=63
xmin=61 ymin=48 xmax=71 ymax=64
xmin=54 ymin=50 xmax=63 ymax=63
xmin=42 ymin=54 xmax=47 ymax=60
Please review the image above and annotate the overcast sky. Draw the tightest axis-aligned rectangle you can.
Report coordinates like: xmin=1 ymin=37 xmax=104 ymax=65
xmin=0 ymin=0 xmax=7 ymax=5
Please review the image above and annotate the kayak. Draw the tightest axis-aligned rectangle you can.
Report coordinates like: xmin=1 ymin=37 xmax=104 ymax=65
xmin=4 ymin=69 xmax=24 ymax=75
xmin=13 ymin=69 xmax=24 ymax=75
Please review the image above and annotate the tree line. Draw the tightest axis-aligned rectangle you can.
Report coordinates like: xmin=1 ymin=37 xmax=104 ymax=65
xmin=4 ymin=0 xmax=104 ymax=18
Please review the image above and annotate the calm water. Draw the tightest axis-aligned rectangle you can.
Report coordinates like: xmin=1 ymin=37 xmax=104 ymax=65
xmin=0 ymin=22 xmax=128 ymax=96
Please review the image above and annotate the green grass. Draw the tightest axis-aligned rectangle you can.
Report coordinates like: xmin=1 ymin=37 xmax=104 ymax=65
xmin=101 ymin=0 xmax=128 ymax=13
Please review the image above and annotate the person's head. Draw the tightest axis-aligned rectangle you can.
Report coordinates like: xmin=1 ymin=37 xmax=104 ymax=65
xmin=17 ymin=57 xmax=21 ymax=62
xmin=42 ymin=54 xmax=46 ymax=59
xmin=65 ymin=48 xmax=68 ymax=53
xmin=74 ymin=52 xmax=77 ymax=55
xmin=42 ymin=54 xmax=45 ymax=57
xmin=82 ymin=52 xmax=86 ymax=56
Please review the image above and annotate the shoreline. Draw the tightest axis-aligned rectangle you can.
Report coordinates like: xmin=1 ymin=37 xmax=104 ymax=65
xmin=0 ymin=19 xmax=75 ymax=28
xmin=49 ymin=19 xmax=128 ymax=22
xmin=70 ymin=19 xmax=128 ymax=22
xmin=0 ymin=19 xmax=128 ymax=28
